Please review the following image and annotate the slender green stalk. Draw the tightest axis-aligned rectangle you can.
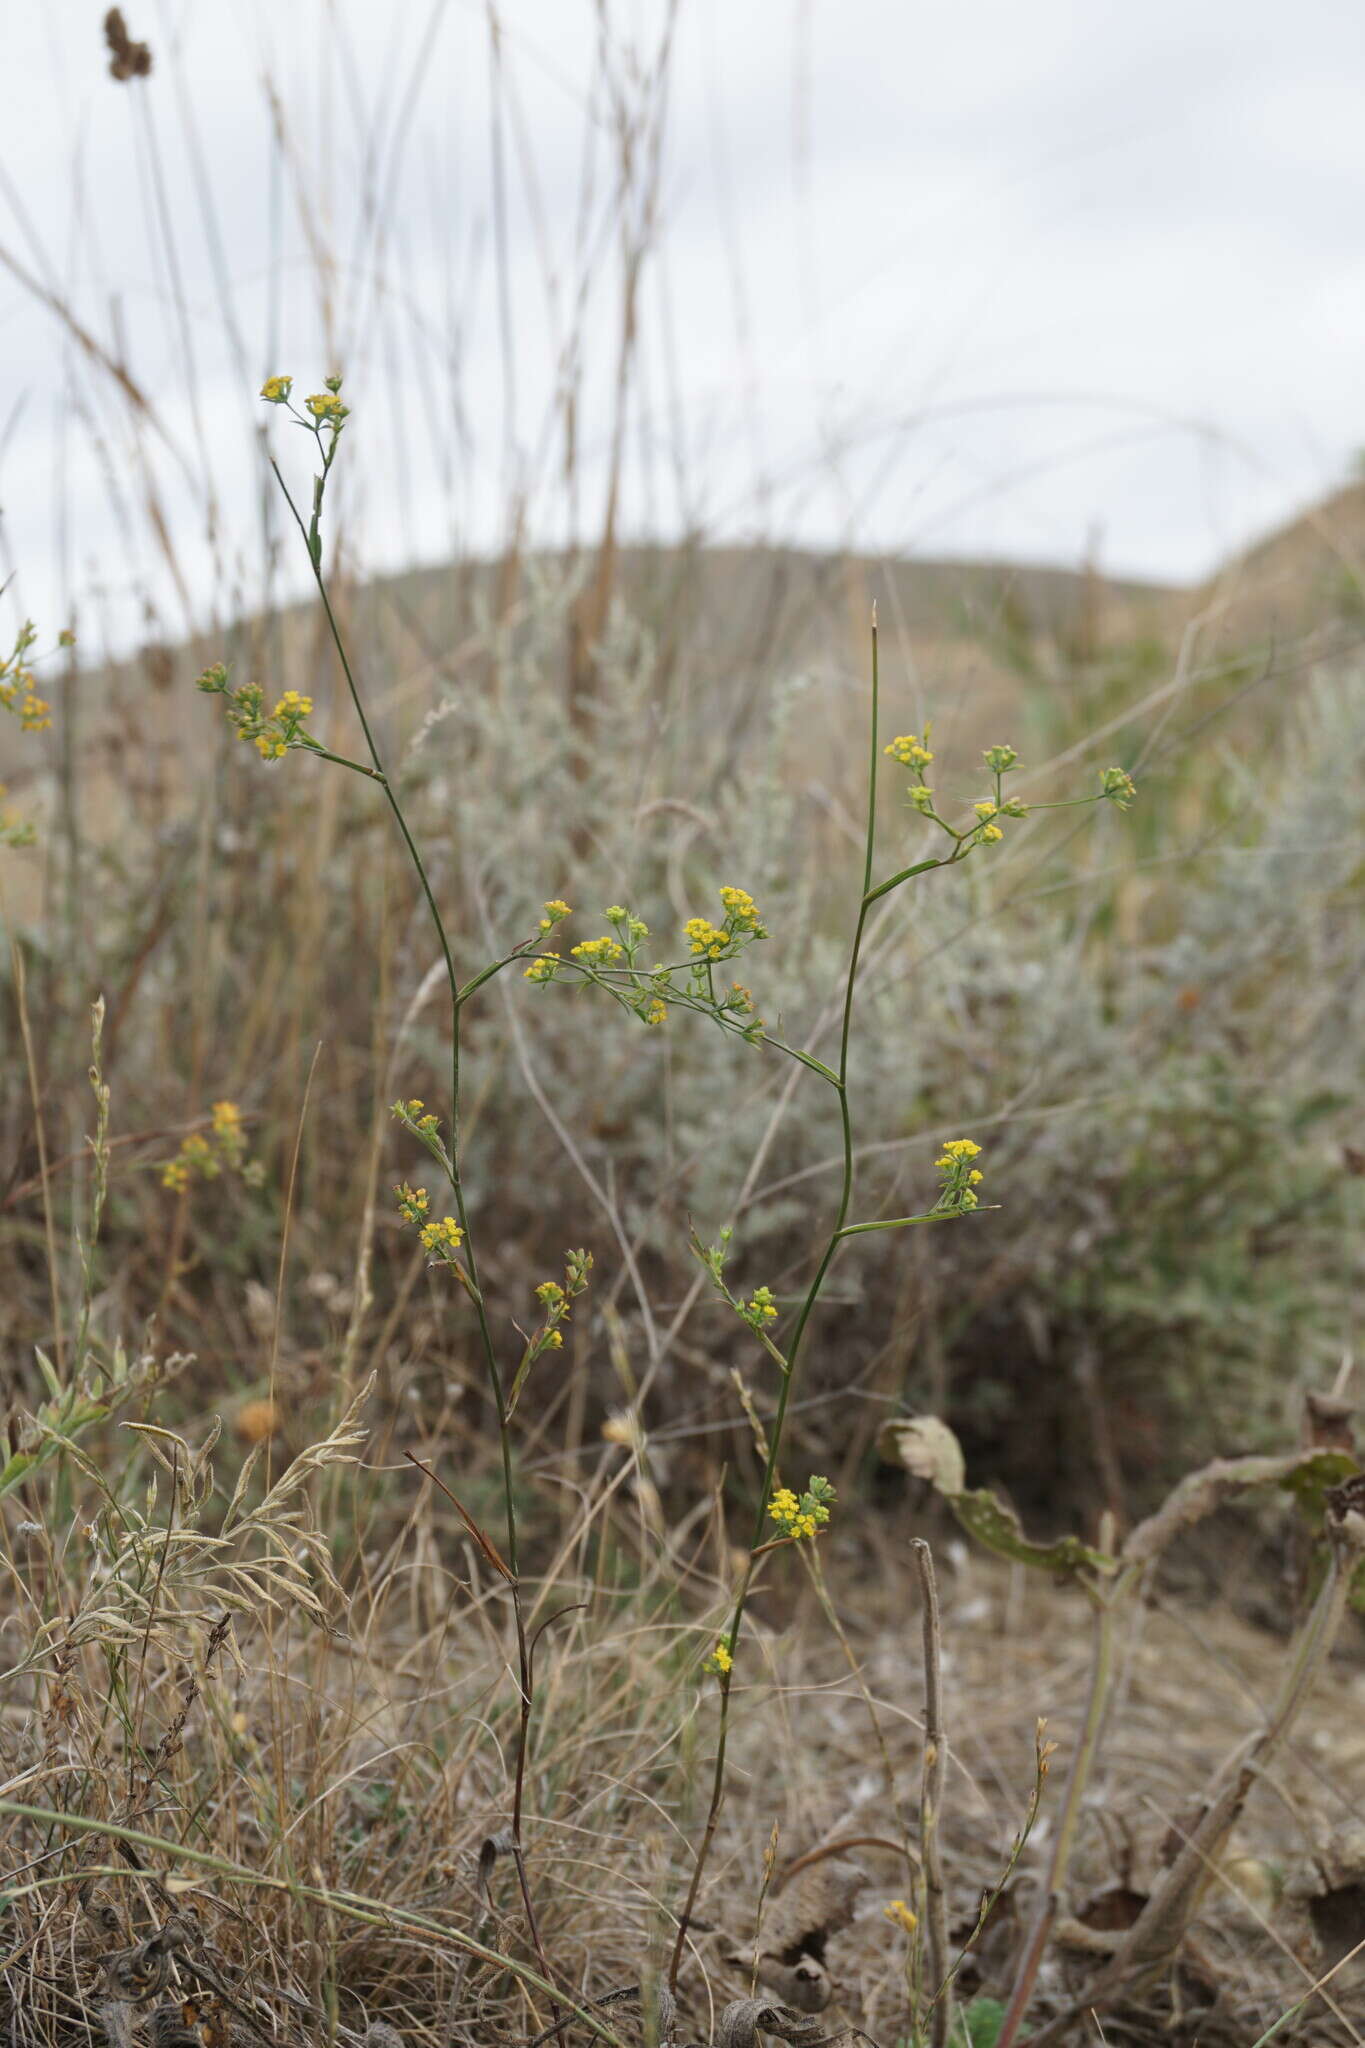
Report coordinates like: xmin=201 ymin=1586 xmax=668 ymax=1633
xmin=669 ymin=613 xmax=954 ymax=1989
xmin=268 ymin=447 xmax=560 ymax=2024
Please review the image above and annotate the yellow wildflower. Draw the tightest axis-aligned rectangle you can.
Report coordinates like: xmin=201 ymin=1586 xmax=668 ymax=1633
xmin=419 ymin=1216 xmax=464 ymax=1254
xmin=685 ymin=917 xmax=729 ymax=959
xmin=936 ymin=1139 xmax=981 ymax=1166
xmin=260 ymin=375 xmax=293 ymax=403
xmin=884 ymin=1899 xmax=918 ymax=1935
xmin=570 ymin=936 xmax=623 ymax=966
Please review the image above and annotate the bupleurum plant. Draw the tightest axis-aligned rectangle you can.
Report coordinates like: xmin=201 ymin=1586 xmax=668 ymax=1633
xmin=0 ymin=615 xmax=68 ymax=845
xmin=190 ymin=373 xmax=1141 ymax=2041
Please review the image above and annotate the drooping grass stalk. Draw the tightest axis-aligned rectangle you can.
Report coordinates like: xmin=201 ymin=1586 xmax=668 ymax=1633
xmin=267 ymin=443 xmax=562 ymax=2024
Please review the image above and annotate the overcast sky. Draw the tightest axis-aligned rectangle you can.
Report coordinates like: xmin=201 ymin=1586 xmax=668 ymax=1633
xmin=2 ymin=0 xmax=1363 ymax=650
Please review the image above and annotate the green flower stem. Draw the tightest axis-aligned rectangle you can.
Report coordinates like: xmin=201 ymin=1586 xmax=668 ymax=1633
xmin=296 ymin=738 xmax=387 ymax=781
xmin=836 ymin=1210 xmax=974 ymax=1239
xmin=669 ymin=612 xmax=968 ymax=1992
xmin=268 ymin=452 xmax=562 ymax=2029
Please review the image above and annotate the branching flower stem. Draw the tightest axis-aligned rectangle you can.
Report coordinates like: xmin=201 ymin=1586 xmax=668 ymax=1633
xmin=268 ymin=453 xmax=562 ymax=2030
xmin=667 ymin=616 xmax=973 ymax=1990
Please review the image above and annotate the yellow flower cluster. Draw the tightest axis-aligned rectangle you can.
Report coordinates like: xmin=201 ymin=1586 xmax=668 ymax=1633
xmin=419 ymin=1215 xmax=464 ymax=1254
xmin=524 ymin=952 xmax=560 ymax=984
xmin=685 ymin=917 xmax=729 ymax=959
xmin=703 ymin=1639 xmax=734 ymax=1678
xmin=742 ymin=1285 xmax=778 ymax=1329
xmin=394 ymin=1180 xmax=429 ymax=1225
xmin=686 ymin=885 xmax=767 ymax=961
xmin=570 ymin=935 xmax=623 ymax=966
xmin=196 ymin=666 xmax=314 ymax=763
xmin=768 ymin=1475 xmax=836 ymax=1541
xmin=259 ymin=372 xmax=350 ymax=432
xmin=1101 ymin=765 xmax=1138 ymax=808
xmin=718 ymin=884 xmax=762 ymax=932
xmin=643 ymin=997 xmax=668 ymax=1027
xmin=0 ymin=620 xmax=55 ymax=734
xmin=512 ymin=1250 xmax=592 ymax=1395
xmin=933 ymin=1137 xmax=985 ymax=1214
xmin=769 ymin=1489 xmax=819 ymax=1539
xmin=885 ymin=732 xmax=933 ymax=769
xmin=0 ymin=677 xmax=51 ymax=731
xmin=162 ymin=1100 xmax=249 ymax=1192
xmin=884 ymin=1899 xmax=918 ymax=1935
xmin=539 ymin=898 xmax=572 ymax=932
xmin=398 ymin=1097 xmax=439 ymax=1136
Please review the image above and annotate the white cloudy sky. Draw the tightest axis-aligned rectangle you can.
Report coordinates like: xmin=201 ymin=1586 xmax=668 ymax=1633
xmin=1 ymin=0 xmax=1363 ymax=648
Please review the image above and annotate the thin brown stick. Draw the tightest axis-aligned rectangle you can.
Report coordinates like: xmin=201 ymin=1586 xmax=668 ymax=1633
xmin=912 ymin=1539 xmax=951 ymax=2048
xmin=12 ymin=942 xmax=64 ymax=1373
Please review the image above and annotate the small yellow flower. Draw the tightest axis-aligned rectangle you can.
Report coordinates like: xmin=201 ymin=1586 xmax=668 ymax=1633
xmin=884 ymin=1898 xmax=918 ymax=1935
xmin=211 ymin=1100 xmax=242 ymax=1137
xmin=273 ymin=691 xmax=313 ymax=720
xmin=684 ymin=916 xmax=729 ymax=959
xmin=745 ymin=1286 xmax=778 ymax=1324
xmin=719 ymin=884 xmax=763 ymax=932
xmin=885 ymin=733 xmax=933 ymax=769
xmin=260 ymin=375 xmax=293 ymax=403
xmin=710 ymin=1641 xmax=733 ymax=1675
xmin=539 ymin=898 xmax=572 ymax=932
xmin=571 ymin=935 xmax=623 ymax=966
xmin=980 ymin=822 xmax=1004 ymax=842
xmin=419 ymin=1215 xmax=464 ymax=1254
xmin=644 ymin=998 xmax=668 ymax=1026
xmin=524 ymin=953 xmax=560 ymax=984
xmin=973 ymin=801 xmax=998 ymax=819
xmin=305 ymin=392 xmax=344 ymax=420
